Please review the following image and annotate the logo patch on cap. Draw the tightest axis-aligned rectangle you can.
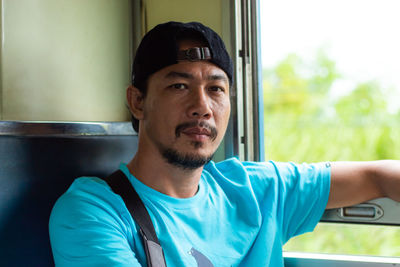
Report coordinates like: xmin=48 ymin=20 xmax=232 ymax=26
xmin=177 ymin=47 xmax=211 ymax=61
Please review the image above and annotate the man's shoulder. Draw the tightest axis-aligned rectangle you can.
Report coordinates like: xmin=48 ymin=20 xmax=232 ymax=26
xmin=62 ymin=176 xmax=111 ymax=199
xmin=202 ymin=158 xmax=282 ymax=191
xmin=204 ymin=157 xmax=278 ymax=177
xmin=50 ymin=176 xmax=128 ymax=225
xmin=203 ymin=158 xmax=330 ymax=186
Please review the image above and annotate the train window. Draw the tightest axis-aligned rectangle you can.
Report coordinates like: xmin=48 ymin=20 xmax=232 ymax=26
xmin=260 ymin=0 xmax=400 ymax=257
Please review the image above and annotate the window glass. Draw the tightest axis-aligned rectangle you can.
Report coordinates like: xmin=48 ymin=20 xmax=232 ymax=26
xmin=261 ymin=0 xmax=400 ymax=256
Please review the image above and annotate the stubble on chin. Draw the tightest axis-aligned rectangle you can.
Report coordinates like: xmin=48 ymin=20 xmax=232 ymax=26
xmin=160 ymin=146 xmax=214 ymax=170
xmin=155 ymin=137 xmax=214 ymax=170
xmin=191 ymin=141 xmax=203 ymax=149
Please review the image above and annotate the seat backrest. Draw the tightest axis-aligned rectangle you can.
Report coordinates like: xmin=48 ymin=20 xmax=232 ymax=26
xmin=0 ymin=132 xmax=138 ymax=266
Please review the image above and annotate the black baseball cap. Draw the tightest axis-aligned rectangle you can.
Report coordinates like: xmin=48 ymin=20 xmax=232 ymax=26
xmin=132 ymin=21 xmax=233 ymax=91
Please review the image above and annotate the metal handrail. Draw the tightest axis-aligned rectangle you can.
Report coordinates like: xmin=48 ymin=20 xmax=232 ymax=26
xmin=0 ymin=121 xmax=136 ymax=136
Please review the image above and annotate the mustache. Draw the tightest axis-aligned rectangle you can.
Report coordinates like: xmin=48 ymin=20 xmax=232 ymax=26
xmin=175 ymin=121 xmax=218 ymax=141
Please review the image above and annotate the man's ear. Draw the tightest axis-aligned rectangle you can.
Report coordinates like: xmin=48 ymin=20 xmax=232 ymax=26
xmin=127 ymin=86 xmax=145 ymax=120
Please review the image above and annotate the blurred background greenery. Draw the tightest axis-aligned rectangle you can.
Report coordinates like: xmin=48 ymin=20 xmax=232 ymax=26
xmin=262 ymin=51 xmax=400 ymax=257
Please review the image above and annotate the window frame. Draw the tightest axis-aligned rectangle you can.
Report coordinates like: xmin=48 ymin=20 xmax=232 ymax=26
xmin=238 ymin=0 xmax=400 ymax=264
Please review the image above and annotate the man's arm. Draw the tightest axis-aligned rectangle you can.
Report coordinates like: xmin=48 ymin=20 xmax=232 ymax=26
xmin=327 ymin=160 xmax=400 ymax=209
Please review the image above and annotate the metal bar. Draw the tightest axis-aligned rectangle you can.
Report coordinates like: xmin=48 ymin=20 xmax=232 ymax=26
xmin=240 ymin=0 xmax=249 ymax=160
xmin=0 ymin=121 xmax=136 ymax=136
xmin=250 ymin=0 xmax=263 ymax=162
xmin=241 ymin=0 xmax=257 ymax=161
xmin=0 ymin=0 xmax=4 ymax=120
xmin=284 ymin=252 xmax=400 ymax=266
xmin=221 ymin=0 xmax=239 ymax=159
xmin=233 ymin=0 xmax=245 ymax=160
xmin=321 ymin=198 xmax=400 ymax=225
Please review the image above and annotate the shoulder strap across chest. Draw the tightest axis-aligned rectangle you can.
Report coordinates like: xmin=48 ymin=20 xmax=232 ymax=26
xmin=103 ymin=170 xmax=167 ymax=267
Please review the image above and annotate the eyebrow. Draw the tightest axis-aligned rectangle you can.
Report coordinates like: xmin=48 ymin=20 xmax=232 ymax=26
xmin=165 ymin=71 xmax=194 ymax=79
xmin=207 ymin=74 xmax=228 ymax=83
xmin=165 ymin=71 xmax=228 ymax=83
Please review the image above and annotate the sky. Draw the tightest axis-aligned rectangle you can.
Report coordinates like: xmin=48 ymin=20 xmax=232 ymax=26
xmin=260 ymin=0 xmax=400 ymax=111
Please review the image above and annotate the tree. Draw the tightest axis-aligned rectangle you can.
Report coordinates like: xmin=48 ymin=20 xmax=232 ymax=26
xmin=263 ymin=50 xmax=340 ymax=119
xmin=335 ymin=81 xmax=387 ymax=123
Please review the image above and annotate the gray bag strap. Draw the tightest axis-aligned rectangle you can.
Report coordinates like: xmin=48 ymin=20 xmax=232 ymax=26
xmin=104 ymin=170 xmax=167 ymax=267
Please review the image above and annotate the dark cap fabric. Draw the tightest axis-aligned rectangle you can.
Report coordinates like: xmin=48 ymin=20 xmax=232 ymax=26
xmin=132 ymin=21 xmax=233 ymax=91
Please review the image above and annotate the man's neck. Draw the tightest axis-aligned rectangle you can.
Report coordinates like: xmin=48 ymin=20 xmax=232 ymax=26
xmin=126 ymin=150 xmax=204 ymax=198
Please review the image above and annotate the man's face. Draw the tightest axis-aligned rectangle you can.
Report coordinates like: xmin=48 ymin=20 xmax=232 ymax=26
xmin=138 ymin=41 xmax=231 ymax=169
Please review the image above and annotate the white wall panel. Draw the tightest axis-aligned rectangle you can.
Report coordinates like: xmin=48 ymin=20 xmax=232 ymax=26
xmin=0 ymin=0 xmax=132 ymax=121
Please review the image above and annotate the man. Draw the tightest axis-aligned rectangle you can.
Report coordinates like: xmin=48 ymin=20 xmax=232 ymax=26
xmin=49 ymin=21 xmax=400 ymax=266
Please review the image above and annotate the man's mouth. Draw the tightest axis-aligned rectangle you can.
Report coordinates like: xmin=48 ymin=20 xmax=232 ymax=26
xmin=176 ymin=122 xmax=217 ymax=141
xmin=182 ymin=127 xmax=211 ymax=136
xmin=181 ymin=127 xmax=211 ymax=141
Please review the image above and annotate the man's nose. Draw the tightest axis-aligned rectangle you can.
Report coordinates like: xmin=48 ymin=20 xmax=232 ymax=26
xmin=187 ymin=89 xmax=212 ymax=119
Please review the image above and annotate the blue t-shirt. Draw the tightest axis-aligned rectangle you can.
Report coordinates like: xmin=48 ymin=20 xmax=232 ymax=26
xmin=49 ymin=158 xmax=331 ymax=267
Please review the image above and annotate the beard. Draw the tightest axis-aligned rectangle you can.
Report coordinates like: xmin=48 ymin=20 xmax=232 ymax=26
xmin=159 ymin=145 xmax=214 ymax=170
xmin=153 ymin=121 xmax=218 ymax=170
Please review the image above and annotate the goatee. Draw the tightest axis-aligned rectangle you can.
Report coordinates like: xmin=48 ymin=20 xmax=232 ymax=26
xmin=161 ymin=147 xmax=214 ymax=170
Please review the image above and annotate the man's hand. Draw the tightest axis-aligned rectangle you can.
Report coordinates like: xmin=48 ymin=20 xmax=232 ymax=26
xmin=326 ymin=160 xmax=400 ymax=209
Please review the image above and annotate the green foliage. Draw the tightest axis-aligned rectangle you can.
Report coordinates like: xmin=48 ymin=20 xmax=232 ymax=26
xmin=335 ymin=81 xmax=388 ymax=122
xmin=308 ymin=49 xmax=341 ymax=95
xmin=263 ymin=54 xmax=311 ymax=115
xmin=285 ymin=223 xmax=400 ymax=256
xmin=263 ymin=50 xmax=340 ymax=118
xmin=263 ymin=49 xmax=400 ymax=256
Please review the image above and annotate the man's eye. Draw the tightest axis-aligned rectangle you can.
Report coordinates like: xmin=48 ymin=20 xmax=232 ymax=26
xmin=209 ymin=86 xmax=225 ymax=93
xmin=170 ymin=83 xmax=186 ymax=90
